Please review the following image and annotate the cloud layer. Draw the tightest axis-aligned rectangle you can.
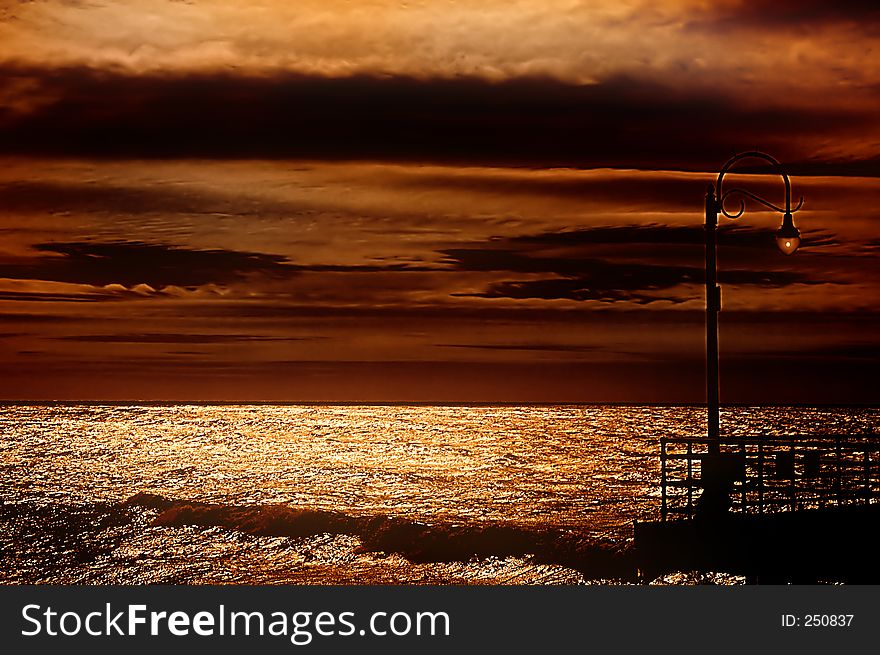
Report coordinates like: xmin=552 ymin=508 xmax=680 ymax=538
xmin=0 ymin=66 xmax=877 ymax=170
xmin=0 ymin=2 xmax=878 ymax=401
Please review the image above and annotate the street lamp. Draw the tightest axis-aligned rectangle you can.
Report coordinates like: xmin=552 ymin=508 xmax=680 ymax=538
xmin=704 ymin=151 xmax=803 ymax=453
xmin=776 ymin=212 xmax=801 ymax=255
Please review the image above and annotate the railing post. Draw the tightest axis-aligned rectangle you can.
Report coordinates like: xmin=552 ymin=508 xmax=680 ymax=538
xmin=757 ymin=442 xmax=764 ymax=514
xmin=660 ymin=437 xmax=668 ymax=521
xmin=686 ymin=441 xmax=694 ymax=518
xmin=835 ymin=435 xmax=842 ymax=505
xmin=660 ymin=438 xmax=667 ymax=521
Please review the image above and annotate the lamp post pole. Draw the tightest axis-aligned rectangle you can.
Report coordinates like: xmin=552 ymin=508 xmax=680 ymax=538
xmin=705 ymin=185 xmax=721 ymax=454
xmin=704 ymin=152 xmax=803 ymax=454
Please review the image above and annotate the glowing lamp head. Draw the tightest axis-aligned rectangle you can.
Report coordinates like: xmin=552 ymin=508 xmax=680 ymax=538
xmin=775 ymin=212 xmax=801 ymax=255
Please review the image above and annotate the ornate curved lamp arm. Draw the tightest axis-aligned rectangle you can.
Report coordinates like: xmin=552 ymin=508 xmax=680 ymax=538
xmin=703 ymin=152 xmax=805 ymax=450
xmin=714 ymin=151 xmax=804 ymax=220
xmin=719 ymin=187 xmax=805 ymax=218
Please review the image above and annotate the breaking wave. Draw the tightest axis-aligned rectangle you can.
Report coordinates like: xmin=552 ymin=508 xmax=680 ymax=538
xmin=124 ymin=493 xmax=635 ymax=580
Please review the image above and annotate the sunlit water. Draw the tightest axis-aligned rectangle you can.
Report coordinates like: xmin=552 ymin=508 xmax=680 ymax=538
xmin=1 ymin=404 xmax=877 ymax=584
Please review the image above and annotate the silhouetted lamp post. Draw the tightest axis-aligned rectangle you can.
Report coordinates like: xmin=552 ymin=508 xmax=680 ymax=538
xmin=705 ymin=152 xmax=803 ymax=453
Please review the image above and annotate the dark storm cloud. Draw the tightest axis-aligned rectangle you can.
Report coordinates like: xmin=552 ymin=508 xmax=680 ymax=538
xmin=443 ymin=250 xmax=820 ymax=303
xmin=0 ymin=241 xmax=291 ymax=287
xmin=502 ymin=225 xmax=840 ymax=249
xmin=0 ymin=240 xmax=433 ymax=290
xmin=862 ymin=239 xmax=880 ymax=252
xmin=440 ymin=223 xmax=838 ymax=303
xmin=461 ymin=277 xmax=674 ymax=304
xmin=693 ymin=0 xmax=880 ymax=31
xmin=0 ymin=65 xmax=874 ymax=170
xmin=502 ymin=224 xmax=847 ymax=270
xmin=0 ymin=290 xmax=127 ymax=302
xmin=0 ymin=312 xmax=79 ymax=323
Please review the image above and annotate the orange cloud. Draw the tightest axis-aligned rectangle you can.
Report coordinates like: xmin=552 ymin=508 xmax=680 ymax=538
xmin=0 ymin=0 xmax=878 ymax=107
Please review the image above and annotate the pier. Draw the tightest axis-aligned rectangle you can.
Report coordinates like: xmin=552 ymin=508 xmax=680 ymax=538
xmin=634 ymin=435 xmax=880 ymax=582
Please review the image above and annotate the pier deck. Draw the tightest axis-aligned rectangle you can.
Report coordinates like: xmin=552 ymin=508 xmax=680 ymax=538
xmin=635 ymin=434 xmax=880 ymax=582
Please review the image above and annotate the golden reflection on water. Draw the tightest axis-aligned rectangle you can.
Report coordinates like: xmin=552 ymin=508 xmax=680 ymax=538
xmin=2 ymin=404 xmax=877 ymax=584
xmin=4 ymin=404 xmax=674 ymax=529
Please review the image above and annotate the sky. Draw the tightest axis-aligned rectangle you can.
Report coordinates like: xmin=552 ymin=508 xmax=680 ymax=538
xmin=0 ymin=0 xmax=878 ymax=402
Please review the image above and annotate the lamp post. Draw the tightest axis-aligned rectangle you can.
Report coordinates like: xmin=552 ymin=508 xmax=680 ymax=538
xmin=704 ymin=152 xmax=803 ymax=453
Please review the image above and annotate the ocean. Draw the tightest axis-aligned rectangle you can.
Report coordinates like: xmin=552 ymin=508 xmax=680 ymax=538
xmin=2 ymin=404 xmax=878 ymax=585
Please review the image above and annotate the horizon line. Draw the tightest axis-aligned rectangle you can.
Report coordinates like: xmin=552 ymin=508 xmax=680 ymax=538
xmin=1 ymin=400 xmax=877 ymax=409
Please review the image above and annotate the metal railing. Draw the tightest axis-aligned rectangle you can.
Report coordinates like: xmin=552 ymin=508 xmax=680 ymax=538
xmin=660 ymin=435 xmax=880 ymax=521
